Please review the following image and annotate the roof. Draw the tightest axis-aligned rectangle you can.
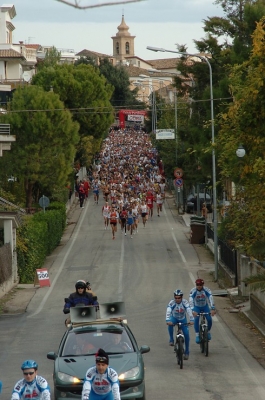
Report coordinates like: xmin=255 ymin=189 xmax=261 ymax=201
xmin=124 ymin=55 xmax=153 ymax=66
xmin=125 ymin=65 xmax=175 ymax=79
xmin=147 ymin=58 xmax=180 ymax=70
xmin=25 ymin=44 xmax=42 ymax=50
xmin=0 ymin=49 xmax=25 ymax=59
xmin=1 ymin=4 xmax=16 ymax=19
xmin=76 ymin=49 xmax=111 ymax=58
xmin=0 ymin=196 xmax=25 ymax=223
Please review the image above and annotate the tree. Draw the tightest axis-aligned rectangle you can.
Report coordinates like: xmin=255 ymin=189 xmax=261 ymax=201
xmin=32 ymin=64 xmax=114 ymax=139
xmin=75 ymin=57 xmax=144 ymax=110
xmin=217 ymin=18 xmax=265 ymax=258
xmin=0 ymin=86 xmax=79 ymax=209
xmin=37 ymin=46 xmax=61 ymax=71
xmin=168 ymin=1 xmax=265 ymax=199
xmin=99 ymin=58 xmax=144 ymax=109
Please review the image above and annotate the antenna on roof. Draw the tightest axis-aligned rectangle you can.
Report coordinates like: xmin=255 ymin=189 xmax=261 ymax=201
xmin=27 ymin=37 xmax=35 ymax=44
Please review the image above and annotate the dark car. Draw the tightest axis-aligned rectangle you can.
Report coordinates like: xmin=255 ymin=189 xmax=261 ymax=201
xmin=47 ymin=318 xmax=150 ymax=400
xmin=186 ymin=193 xmax=212 ymax=213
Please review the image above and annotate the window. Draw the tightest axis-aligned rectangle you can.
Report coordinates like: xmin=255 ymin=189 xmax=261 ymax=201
xmin=116 ymin=42 xmax=119 ymax=55
xmin=125 ymin=42 xmax=129 ymax=54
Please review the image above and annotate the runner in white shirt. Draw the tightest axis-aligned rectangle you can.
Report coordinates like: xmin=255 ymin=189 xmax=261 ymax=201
xmin=156 ymin=190 xmax=163 ymax=217
xmin=140 ymin=199 xmax=148 ymax=227
xmin=102 ymin=202 xmax=111 ymax=230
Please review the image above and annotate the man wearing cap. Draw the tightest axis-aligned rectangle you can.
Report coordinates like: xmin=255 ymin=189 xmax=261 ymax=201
xmin=189 ymin=278 xmax=216 ymax=344
xmin=82 ymin=348 xmax=121 ymax=400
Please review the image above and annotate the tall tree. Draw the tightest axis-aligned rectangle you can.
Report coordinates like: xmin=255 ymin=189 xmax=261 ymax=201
xmin=169 ymin=1 xmax=265 ymax=197
xmin=0 ymin=86 xmax=79 ymax=209
xmin=217 ymin=17 xmax=265 ymax=258
xmin=32 ymin=64 xmax=114 ymax=139
xmin=37 ymin=46 xmax=61 ymax=71
xmin=98 ymin=58 xmax=144 ymax=109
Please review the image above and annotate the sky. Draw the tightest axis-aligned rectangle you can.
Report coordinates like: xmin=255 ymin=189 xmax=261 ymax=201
xmin=13 ymin=0 xmax=224 ymax=60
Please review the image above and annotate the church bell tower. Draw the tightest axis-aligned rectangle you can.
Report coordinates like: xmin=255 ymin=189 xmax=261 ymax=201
xmin=111 ymin=15 xmax=135 ymax=64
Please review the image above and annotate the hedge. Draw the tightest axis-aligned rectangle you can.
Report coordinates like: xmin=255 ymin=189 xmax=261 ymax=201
xmin=17 ymin=202 xmax=67 ymax=283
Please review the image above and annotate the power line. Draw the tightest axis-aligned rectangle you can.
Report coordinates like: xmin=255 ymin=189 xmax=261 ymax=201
xmin=2 ymin=96 xmax=233 ymax=114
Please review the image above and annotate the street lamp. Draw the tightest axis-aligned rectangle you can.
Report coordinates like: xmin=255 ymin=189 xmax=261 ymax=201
xmin=236 ymin=144 xmax=246 ymax=158
xmin=133 ymin=81 xmax=157 ymax=133
xmin=147 ymin=45 xmax=218 ymax=281
xmin=134 ymin=78 xmax=171 ymax=134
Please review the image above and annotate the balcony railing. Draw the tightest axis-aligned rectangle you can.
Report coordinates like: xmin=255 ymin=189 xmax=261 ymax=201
xmin=0 ymin=124 xmax=10 ymax=134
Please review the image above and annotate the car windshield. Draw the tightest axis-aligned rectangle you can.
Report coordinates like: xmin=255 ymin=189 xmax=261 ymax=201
xmin=62 ymin=328 xmax=134 ymax=356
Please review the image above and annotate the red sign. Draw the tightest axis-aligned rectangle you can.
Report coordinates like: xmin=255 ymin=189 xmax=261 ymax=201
xmin=174 ymin=168 xmax=183 ymax=178
xmin=36 ymin=269 xmax=50 ymax=287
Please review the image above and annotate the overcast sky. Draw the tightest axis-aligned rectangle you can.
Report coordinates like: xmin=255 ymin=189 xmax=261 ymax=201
xmin=13 ymin=0 xmax=224 ymax=60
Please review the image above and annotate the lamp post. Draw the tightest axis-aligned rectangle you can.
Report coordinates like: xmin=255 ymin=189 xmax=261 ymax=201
xmin=134 ymin=78 xmax=171 ymax=134
xmin=236 ymin=144 xmax=246 ymax=158
xmin=133 ymin=81 xmax=157 ymax=133
xmin=147 ymin=46 xmax=218 ymax=281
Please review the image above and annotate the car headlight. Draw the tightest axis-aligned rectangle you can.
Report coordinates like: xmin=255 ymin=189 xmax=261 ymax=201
xmin=58 ymin=372 xmax=82 ymax=383
xmin=119 ymin=366 xmax=140 ymax=380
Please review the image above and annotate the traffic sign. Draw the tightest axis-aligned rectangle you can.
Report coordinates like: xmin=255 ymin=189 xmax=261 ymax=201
xmin=35 ymin=268 xmax=51 ymax=287
xmin=174 ymin=178 xmax=183 ymax=187
xmin=174 ymin=168 xmax=183 ymax=178
xmin=156 ymin=129 xmax=175 ymax=139
xmin=39 ymin=195 xmax=50 ymax=209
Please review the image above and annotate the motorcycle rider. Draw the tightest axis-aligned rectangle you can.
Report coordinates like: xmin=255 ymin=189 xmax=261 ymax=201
xmin=63 ymin=280 xmax=98 ymax=325
xmin=11 ymin=360 xmax=50 ymax=400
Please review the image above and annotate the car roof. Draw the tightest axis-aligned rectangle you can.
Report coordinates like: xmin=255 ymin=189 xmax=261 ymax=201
xmin=70 ymin=319 xmax=127 ymax=332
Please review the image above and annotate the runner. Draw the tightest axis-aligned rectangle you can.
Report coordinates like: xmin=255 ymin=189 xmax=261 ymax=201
xmin=132 ymin=201 xmax=140 ymax=233
xmin=103 ymin=183 xmax=110 ymax=202
xmin=127 ymin=206 xmax=134 ymax=238
xmin=108 ymin=205 xmax=119 ymax=240
xmin=156 ymin=189 xmax=163 ymax=216
xmin=92 ymin=180 xmax=100 ymax=204
xmin=119 ymin=206 xmax=128 ymax=236
xmin=140 ymin=199 xmax=148 ymax=227
xmin=146 ymin=190 xmax=155 ymax=219
xmin=102 ymin=201 xmax=111 ymax=230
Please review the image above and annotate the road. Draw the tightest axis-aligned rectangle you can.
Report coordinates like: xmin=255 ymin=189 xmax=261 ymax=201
xmin=1 ymin=195 xmax=265 ymax=400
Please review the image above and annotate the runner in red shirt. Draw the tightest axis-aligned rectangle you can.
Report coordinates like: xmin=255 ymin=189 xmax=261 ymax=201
xmin=146 ymin=191 xmax=154 ymax=219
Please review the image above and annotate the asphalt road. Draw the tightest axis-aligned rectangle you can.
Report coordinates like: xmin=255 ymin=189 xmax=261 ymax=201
xmin=1 ymin=194 xmax=265 ymax=400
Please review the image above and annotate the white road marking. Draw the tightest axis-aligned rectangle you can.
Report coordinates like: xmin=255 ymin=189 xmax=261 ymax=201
xmin=117 ymin=235 xmax=124 ymax=301
xmin=164 ymin=205 xmax=187 ymax=263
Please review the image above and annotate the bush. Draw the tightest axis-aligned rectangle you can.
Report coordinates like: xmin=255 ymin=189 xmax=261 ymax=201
xmin=17 ymin=203 xmax=67 ymax=283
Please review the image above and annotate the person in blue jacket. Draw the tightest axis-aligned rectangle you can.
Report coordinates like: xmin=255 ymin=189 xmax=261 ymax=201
xmin=63 ymin=280 xmax=98 ymax=325
xmin=166 ymin=289 xmax=194 ymax=360
xmin=189 ymin=278 xmax=216 ymax=343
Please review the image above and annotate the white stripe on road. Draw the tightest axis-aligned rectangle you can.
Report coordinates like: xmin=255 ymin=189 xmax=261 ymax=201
xmin=164 ymin=205 xmax=187 ymax=263
xmin=117 ymin=235 xmax=124 ymax=301
xmin=28 ymin=200 xmax=90 ymax=318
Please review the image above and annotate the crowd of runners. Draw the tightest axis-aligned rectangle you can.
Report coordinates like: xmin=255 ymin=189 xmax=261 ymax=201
xmin=76 ymin=128 xmax=167 ymax=239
